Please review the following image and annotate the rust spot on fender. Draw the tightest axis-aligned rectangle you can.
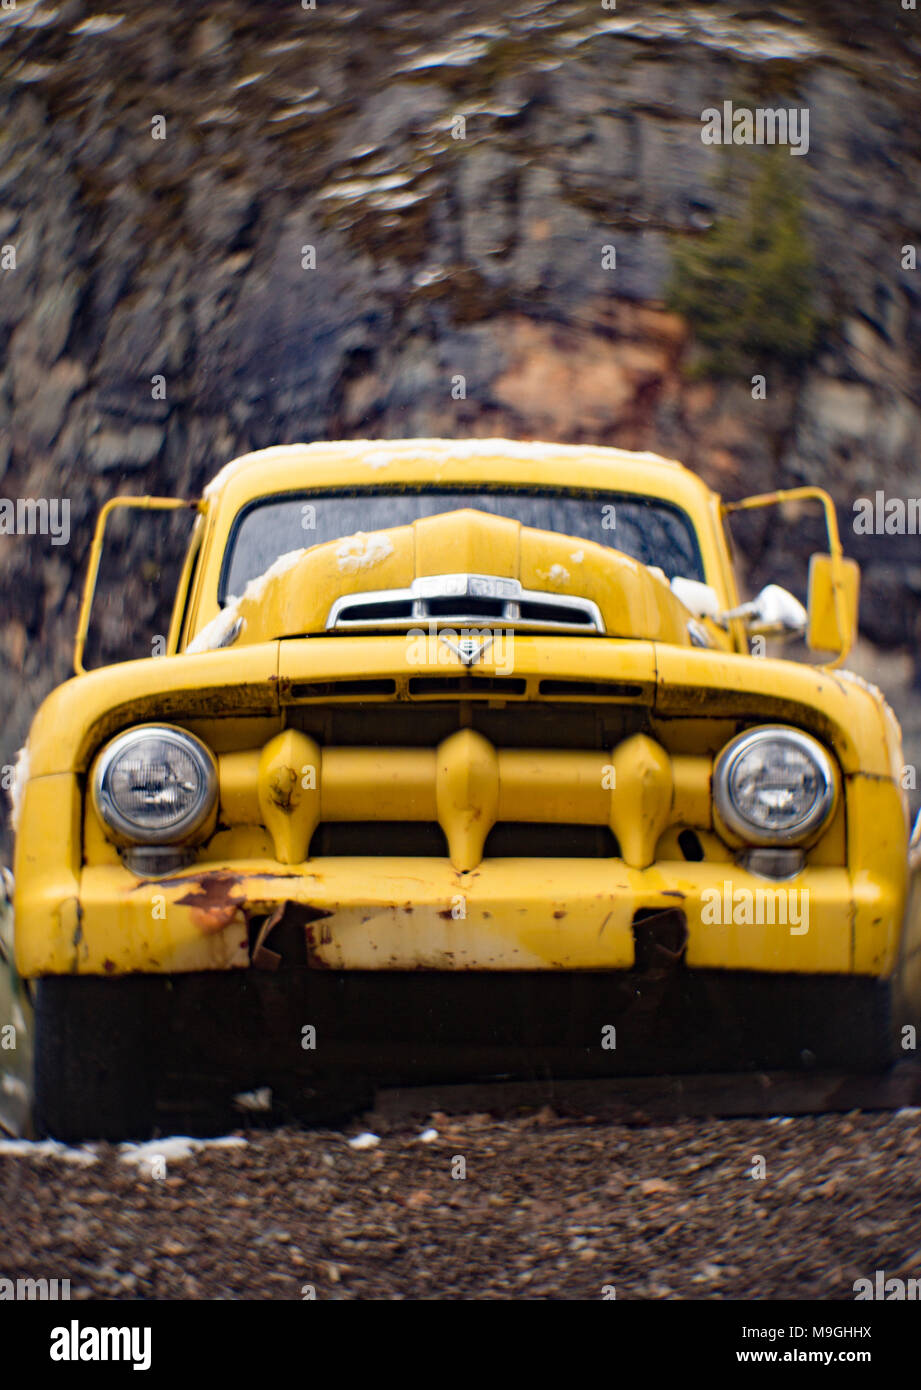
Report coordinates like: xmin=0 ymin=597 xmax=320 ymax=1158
xmin=304 ymin=917 xmax=334 ymax=966
xmin=174 ymin=872 xmax=247 ymax=934
xmin=268 ymin=767 xmax=298 ymax=810
xmin=69 ymin=899 xmax=85 ymax=974
xmin=300 ymin=905 xmax=335 ymax=963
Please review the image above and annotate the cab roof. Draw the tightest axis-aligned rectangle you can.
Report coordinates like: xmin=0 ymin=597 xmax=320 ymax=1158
xmin=190 ymin=439 xmax=731 ymax=633
xmin=203 ymin=438 xmax=709 ymax=511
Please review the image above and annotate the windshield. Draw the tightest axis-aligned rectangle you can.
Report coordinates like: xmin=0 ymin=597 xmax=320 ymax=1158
xmin=220 ymin=488 xmax=705 ymax=601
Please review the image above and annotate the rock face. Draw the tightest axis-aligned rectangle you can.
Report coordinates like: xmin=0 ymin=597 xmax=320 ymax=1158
xmin=1 ymin=0 xmax=921 ymax=848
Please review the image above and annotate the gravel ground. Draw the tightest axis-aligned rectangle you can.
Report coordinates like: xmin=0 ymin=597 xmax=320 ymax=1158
xmin=2 ymin=1106 xmax=921 ymax=1300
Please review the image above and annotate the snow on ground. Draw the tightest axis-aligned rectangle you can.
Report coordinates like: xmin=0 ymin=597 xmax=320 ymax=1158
xmin=4 ymin=1107 xmax=920 ymax=1299
xmin=1 ymin=1074 xmax=28 ymax=1103
xmin=347 ymin=1131 xmax=380 ymax=1150
xmin=0 ymin=1134 xmax=251 ymax=1167
xmin=234 ymin=1087 xmax=273 ymax=1113
xmin=119 ymin=1136 xmax=247 ymax=1174
xmin=0 ymin=1138 xmax=98 ymax=1164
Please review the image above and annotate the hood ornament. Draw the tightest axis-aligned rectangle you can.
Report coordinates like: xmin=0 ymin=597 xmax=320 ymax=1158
xmin=439 ymin=632 xmax=494 ymax=667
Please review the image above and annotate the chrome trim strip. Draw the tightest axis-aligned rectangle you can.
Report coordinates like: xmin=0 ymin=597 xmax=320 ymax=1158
xmin=326 ymin=573 xmax=605 ymax=634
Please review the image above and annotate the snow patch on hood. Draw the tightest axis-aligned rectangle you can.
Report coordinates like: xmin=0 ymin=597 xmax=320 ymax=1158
xmin=537 ymin=563 xmax=570 ymax=586
xmin=240 ymin=547 xmax=309 ymax=602
xmin=836 ymin=668 xmax=905 ymax=776
xmin=185 ymin=549 xmax=308 ymax=651
xmin=336 ymin=532 xmax=394 ymax=573
xmin=186 ymin=606 xmax=245 ymax=654
xmin=8 ymin=745 xmax=29 ymax=835
xmin=836 ymin=668 xmax=888 ymax=704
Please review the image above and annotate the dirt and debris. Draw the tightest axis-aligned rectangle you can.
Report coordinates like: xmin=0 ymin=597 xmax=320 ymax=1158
xmin=1 ymin=1106 xmax=919 ymax=1300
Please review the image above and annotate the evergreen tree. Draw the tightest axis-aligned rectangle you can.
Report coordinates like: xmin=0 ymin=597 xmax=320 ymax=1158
xmin=668 ymin=155 xmax=819 ymax=377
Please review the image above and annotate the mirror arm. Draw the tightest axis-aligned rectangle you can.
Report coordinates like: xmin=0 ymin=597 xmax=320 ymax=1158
xmin=718 ymin=601 xmax=757 ymax=623
xmin=723 ymin=487 xmax=851 ymax=668
xmin=74 ymin=497 xmax=202 ymax=676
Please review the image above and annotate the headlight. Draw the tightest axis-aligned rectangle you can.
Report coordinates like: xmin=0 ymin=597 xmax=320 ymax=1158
xmin=713 ymin=726 xmax=836 ymax=845
xmin=94 ymin=725 xmax=217 ymax=845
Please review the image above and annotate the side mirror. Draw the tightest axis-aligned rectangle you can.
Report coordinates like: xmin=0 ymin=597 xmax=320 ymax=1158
xmin=719 ymin=583 xmax=807 ymax=637
xmin=723 ymin=487 xmax=858 ymax=667
xmin=807 ymin=553 xmax=859 ymax=660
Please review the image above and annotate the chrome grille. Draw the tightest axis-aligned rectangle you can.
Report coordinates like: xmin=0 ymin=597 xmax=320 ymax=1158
xmin=326 ymin=573 xmax=605 ymax=633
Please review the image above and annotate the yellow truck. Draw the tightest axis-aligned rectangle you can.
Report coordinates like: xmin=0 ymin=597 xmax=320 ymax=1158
xmin=8 ymin=439 xmax=921 ymax=1138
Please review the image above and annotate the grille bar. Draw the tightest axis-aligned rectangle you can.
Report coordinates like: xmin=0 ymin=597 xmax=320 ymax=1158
xmin=326 ymin=572 xmax=605 ymax=634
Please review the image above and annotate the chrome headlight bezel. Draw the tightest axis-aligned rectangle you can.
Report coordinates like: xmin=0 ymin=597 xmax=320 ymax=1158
xmin=93 ymin=724 xmax=218 ymax=846
xmin=713 ymin=725 xmax=837 ymax=847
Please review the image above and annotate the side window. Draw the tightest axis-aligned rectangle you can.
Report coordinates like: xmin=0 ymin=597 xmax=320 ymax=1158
xmin=81 ymin=506 xmax=198 ymax=668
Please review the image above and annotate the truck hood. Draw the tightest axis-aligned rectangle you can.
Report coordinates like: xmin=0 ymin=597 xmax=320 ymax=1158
xmin=189 ymin=509 xmax=707 ymax=650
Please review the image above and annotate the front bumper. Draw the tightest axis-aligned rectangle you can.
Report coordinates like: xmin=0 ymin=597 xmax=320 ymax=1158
xmin=14 ymin=853 xmax=899 ymax=978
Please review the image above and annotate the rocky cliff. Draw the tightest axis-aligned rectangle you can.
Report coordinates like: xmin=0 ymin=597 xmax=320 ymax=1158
xmin=2 ymin=0 xmax=920 ymax=843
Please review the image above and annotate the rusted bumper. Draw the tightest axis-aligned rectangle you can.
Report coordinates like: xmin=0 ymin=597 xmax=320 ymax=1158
xmin=13 ymin=855 xmax=894 ymax=978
